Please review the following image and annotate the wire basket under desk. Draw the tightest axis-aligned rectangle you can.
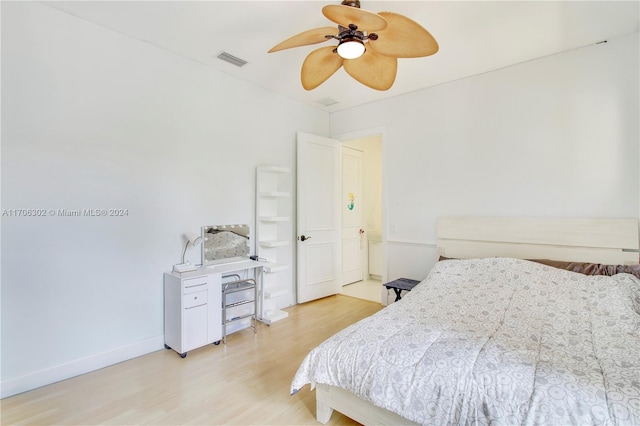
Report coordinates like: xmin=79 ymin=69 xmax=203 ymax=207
xmin=221 ymin=278 xmax=257 ymax=344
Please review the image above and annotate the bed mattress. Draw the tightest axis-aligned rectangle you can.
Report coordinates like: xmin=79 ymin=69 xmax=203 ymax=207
xmin=291 ymin=258 xmax=640 ymax=425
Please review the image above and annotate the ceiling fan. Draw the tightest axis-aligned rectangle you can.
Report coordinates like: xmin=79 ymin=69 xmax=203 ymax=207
xmin=268 ymin=0 xmax=439 ymax=91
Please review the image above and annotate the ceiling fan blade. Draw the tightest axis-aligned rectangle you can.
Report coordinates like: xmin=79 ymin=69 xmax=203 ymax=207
xmin=343 ymin=48 xmax=397 ymax=91
xmin=268 ymin=27 xmax=339 ymax=53
xmin=368 ymin=12 xmax=439 ymax=58
xmin=301 ymin=46 xmax=344 ymax=90
xmin=322 ymin=5 xmax=387 ymax=31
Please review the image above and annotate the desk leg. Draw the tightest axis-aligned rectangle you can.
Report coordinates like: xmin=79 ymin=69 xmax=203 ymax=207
xmin=253 ymin=266 xmax=262 ymax=333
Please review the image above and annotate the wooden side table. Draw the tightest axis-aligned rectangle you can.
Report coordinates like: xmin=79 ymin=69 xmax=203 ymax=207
xmin=383 ymin=278 xmax=421 ymax=302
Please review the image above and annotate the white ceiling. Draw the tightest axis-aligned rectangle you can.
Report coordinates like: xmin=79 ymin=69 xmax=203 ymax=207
xmin=44 ymin=1 xmax=639 ymax=112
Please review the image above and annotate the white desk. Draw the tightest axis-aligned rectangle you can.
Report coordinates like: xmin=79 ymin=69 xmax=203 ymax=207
xmin=164 ymin=260 xmax=270 ymax=357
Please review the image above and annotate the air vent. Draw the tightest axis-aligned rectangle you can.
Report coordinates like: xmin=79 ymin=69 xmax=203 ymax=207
xmin=317 ymin=97 xmax=338 ymax=106
xmin=217 ymin=51 xmax=248 ymax=67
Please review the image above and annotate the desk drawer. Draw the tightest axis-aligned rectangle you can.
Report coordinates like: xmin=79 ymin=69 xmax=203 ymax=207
xmin=184 ymin=290 xmax=207 ymax=309
xmin=183 ymin=276 xmax=208 ymax=294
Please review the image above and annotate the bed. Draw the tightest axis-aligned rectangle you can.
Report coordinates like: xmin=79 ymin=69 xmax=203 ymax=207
xmin=291 ymin=217 xmax=640 ymax=425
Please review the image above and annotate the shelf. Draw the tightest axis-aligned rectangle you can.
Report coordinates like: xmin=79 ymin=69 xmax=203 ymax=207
xmin=225 ymin=312 xmax=255 ymax=323
xmin=259 ymin=216 xmax=289 ymax=222
xmin=225 ymin=299 xmax=255 ymax=308
xmin=264 ymin=263 xmax=289 ymax=273
xmin=259 ymin=240 xmax=289 ymax=248
xmin=260 ymin=309 xmax=289 ymax=325
xmin=264 ymin=287 xmax=289 ymax=299
xmin=223 ymin=280 xmax=256 ymax=294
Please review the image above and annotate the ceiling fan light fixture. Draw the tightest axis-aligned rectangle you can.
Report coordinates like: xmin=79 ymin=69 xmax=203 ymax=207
xmin=337 ymin=39 xmax=365 ymax=59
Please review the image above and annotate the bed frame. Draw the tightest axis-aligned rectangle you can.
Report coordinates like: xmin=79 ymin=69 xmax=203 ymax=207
xmin=314 ymin=216 xmax=639 ymax=425
xmin=437 ymin=216 xmax=638 ymax=265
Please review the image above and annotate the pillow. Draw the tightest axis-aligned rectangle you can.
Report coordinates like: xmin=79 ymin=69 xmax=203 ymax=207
xmin=438 ymin=256 xmax=640 ymax=279
xmin=529 ymin=259 xmax=640 ymax=279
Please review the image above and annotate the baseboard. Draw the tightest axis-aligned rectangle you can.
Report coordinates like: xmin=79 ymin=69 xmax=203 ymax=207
xmin=1 ymin=335 xmax=164 ymax=398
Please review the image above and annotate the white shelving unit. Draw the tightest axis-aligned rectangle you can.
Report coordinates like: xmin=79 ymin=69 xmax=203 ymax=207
xmin=256 ymin=165 xmax=292 ymax=324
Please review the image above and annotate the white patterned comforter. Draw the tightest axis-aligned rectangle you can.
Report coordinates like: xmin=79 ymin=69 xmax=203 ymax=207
xmin=291 ymin=258 xmax=640 ymax=425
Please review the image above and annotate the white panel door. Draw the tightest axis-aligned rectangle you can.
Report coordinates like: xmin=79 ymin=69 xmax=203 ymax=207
xmin=341 ymin=147 xmax=364 ymax=285
xmin=297 ymin=132 xmax=340 ymax=303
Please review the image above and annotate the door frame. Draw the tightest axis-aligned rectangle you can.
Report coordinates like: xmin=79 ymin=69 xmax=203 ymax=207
xmin=340 ymin=145 xmax=365 ymax=286
xmin=334 ymin=127 xmax=388 ymax=286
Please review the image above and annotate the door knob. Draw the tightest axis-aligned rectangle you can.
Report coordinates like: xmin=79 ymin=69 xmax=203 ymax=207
xmin=299 ymin=235 xmax=312 ymax=242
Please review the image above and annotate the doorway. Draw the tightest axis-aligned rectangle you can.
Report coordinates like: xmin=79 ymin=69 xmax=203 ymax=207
xmin=339 ymin=134 xmax=383 ymax=303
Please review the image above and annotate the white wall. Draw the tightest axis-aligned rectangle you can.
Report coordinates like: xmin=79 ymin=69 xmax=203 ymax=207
xmin=1 ymin=2 xmax=329 ymax=397
xmin=332 ymin=33 xmax=640 ymax=282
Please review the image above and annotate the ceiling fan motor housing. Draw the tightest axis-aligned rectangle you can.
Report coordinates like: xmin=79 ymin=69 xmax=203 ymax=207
xmin=341 ymin=0 xmax=361 ymax=8
xmin=335 ymin=24 xmax=377 ymax=43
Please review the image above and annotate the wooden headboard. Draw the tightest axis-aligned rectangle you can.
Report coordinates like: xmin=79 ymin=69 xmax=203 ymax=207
xmin=437 ymin=217 xmax=639 ymax=265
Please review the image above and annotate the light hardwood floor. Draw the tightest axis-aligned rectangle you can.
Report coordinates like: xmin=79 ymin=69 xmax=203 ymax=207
xmin=1 ymin=295 xmax=383 ymax=425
